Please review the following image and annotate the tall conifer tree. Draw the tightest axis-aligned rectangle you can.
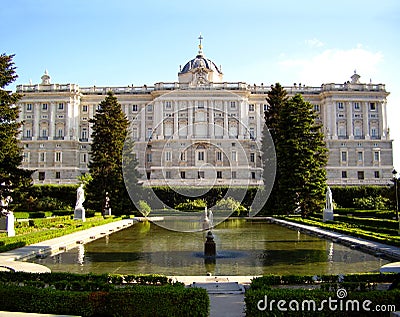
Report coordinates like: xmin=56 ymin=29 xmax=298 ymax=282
xmin=262 ymin=84 xmax=327 ymax=216
xmin=87 ymin=92 xmax=138 ymax=214
xmin=0 ymin=54 xmax=32 ymax=210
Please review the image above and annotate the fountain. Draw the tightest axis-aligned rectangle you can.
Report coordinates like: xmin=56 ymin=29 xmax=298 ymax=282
xmin=204 ymin=231 xmax=216 ymax=257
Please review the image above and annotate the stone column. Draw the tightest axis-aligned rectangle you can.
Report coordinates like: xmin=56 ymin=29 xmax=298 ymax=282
xmin=332 ymin=102 xmax=337 ymax=139
xmin=140 ymin=108 xmax=146 ymax=141
xmin=223 ymin=101 xmax=229 ymax=139
xmin=238 ymin=100 xmax=245 ymax=140
xmin=209 ymin=100 xmax=214 ymax=138
xmin=173 ymin=100 xmax=178 ymax=139
xmin=363 ymin=102 xmax=370 ymax=139
xmin=346 ymin=102 xmax=353 ymax=139
xmin=188 ymin=101 xmax=194 ymax=138
xmin=49 ymin=102 xmax=56 ymax=139
xmin=378 ymin=101 xmax=385 ymax=139
xmin=256 ymin=103 xmax=261 ymax=141
xmin=32 ymin=103 xmax=40 ymax=140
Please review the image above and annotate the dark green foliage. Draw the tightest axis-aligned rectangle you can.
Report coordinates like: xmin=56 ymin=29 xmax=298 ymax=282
xmin=330 ymin=186 xmax=392 ymax=209
xmin=0 ymin=272 xmax=209 ymax=317
xmin=0 ymin=54 xmax=33 ymax=209
xmin=246 ymin=274 xmax=400 ymax=316
xmin=262 ymin=85 xmax=327 ymax=217
xmin=86 ymin=92 xmax=139 ymax=215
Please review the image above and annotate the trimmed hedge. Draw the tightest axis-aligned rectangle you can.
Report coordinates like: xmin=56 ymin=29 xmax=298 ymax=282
xmin=250 ymin=273 xmax=398 ymax=289
xmin=330 ymin=186 xmax=392 ymax=209
xmin=0 ymin=285 xmax=209 ymax=317
xmin=0 ymin=272 xmax=208 ymax=316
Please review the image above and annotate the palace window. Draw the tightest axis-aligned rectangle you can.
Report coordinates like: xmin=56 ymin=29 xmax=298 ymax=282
xmin=165 ymin=101 xmax=172 ymax=109
xmin=82 ymin=105 xmax=88 ymax=112
xmin=357 ymin=171 xmax=364 ymax=180
xmin=249 ymin=104 xmax=255 ymax=112
xmin=26 ymin=103 xmax=32 ymax=111
xmin=146 ymin=153 xmax=152 ymax=163
xmin=230 ymin=101 xmax=236 ymax=109
xmin=132 ymin=104 xmax=138 ymax=112
xmin=216 ymin=151 xmax=222 ymax=162
xmin=217 ymin=171 xmax=222 ymax=179
xmin=250 ymin=153 xmax=255 ymax=163
xmin=165 ymin=151 xmax=172 ymax=161
xmin=357 ymin=152 xmax=363 ymax=162
xmin=374 ymin=171 xmax=380 ymax=178
xmin=198 ymin=151 xmax=205 ymax=161
xmin=231 ymin=151 xmax=237 ymax=161
xmin=341 ymin=151 xmax=347 ymax=162
xmin=38 ymin=172 xmax=45 ymax=181
xmin=165 ymin=171 xmax=171 ymax=179
xmin=180 ymin=151 xmax=186 ymax=161
xmin=341 ymin=171 xmax=347 ymax=178
xmin=197 ymin=101 xmax=204 ymax=109
xmin=251 ymin=172 xmax=256 ymax=179
xmin=370 ymin=102 xmax=376 ymax=111
xmin=180 ymin=171 xmax=186 ymax=179
xmin=58 ymin=103 xmax=64 ymax=110
xmin=39 ymin=152 xmax=46 ymax=162
xmin=374 ymin=151 xmax=380 ymax=161
xmin=198 ymin=171 xmax=205 ymax=179
xmin=353 ymin=102 xmax=360 ymax=110
xmin=231 ymin=171 xmax=237 ymax=179
xmin=337 ymin=102 xmax=344 ymax=110
xmin=55 ymin=172 xmax=61 ymax=179
xmin=42 ymin=103 xmax=48 ymax=110
xmin=55 ymin=152 xmax=61 ymax=162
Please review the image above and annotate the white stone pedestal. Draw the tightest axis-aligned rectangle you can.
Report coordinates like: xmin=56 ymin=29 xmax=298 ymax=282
xmin=323 ymin=208 xmax=334 ymax=222
xmin=0 ymin=214 xmax=15 ymax=237
xmin=74 ymin=207 xmax=86 ymax=222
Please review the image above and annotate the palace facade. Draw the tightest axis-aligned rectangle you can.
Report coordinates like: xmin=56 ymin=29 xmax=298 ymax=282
xmin=16 ymin=42 xmax=393 ymax=186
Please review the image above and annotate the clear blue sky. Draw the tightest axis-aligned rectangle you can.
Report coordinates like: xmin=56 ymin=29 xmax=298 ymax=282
xmin=2 ymin=0 xmax=399 ymax=169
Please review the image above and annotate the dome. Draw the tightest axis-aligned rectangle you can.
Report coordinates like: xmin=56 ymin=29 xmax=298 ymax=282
xmin=180 ymin=53 xmax=222 ymax=75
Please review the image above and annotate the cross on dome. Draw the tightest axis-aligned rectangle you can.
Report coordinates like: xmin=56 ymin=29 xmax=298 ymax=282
xmin=198 ymin=33 xmax=203 ymax=55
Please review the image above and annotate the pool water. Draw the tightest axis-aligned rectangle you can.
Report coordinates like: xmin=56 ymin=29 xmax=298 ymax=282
xmin=30 ymin=219 xmax=388 ymax=276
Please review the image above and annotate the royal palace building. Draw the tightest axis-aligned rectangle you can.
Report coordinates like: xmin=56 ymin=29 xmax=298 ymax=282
xmin=15 ymin=40 xmax=393 ymax=187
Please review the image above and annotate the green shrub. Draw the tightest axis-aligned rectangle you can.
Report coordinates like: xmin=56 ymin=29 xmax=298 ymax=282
xmin=353 ymin=196 xmax=390 ymax=210
xmin=0 ymin=283 xmax=209 ymax=317
xmin=175 ymin=198 xmax=207 ymax=211
xmin=138 ymin=200 xmax=151 ymax=216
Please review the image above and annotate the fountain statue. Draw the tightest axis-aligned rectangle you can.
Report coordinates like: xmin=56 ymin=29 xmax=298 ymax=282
xmin=201 ymin=206 xmax=213 ymax=230
xmin=74 ymin=184 xmax=86 ymax=221
xmin=201 ymin=207 xmax=216 ymax=257
xmin=323 ymin=186 xmax=334 ymax=222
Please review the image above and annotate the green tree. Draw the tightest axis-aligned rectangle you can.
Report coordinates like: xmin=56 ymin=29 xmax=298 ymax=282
xmin=0 ymin=54 xmax=32 ymax=211
xmin=86 ymin=91 xmax=138 ymax=215
xmin=262 ymin=83 xmax=287 ymax=213
xmin=262 ymin=85 xmax=327 ymax=217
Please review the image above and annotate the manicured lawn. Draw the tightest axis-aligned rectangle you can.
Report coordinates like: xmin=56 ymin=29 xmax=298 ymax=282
xmin=279 ymin=209 xmax=400 ymax=247
xmin=0 ymin=215 xmax=124 ymax=253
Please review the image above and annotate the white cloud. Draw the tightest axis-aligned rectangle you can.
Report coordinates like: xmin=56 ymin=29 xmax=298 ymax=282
xmin=305 ymin=38 xmax=324 ymax=48
xmin=279 ymin=47 xmax=384 ymax=85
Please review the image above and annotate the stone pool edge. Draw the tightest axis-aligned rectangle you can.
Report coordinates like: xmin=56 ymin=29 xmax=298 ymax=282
xmin=0 ymin=218 xmax=138 ymax=273
xmin=259 ymin=217 xmax=400 ymax=261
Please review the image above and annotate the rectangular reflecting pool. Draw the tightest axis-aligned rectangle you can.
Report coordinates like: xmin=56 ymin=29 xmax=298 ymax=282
xmin=30 ymin=219 xmax=389 ymax=276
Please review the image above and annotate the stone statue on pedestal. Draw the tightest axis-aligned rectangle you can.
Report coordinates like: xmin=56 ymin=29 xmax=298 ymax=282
xmin=323 ymin=186 xmax=334 ymax=222
xmin=74 ymin=184 xmax=86 ymax=221
xmin=0 ymin=196 xmax=15 ymax=237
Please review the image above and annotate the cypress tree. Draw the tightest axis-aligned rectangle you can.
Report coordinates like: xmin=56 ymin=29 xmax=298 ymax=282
xmin=87 ymin=91 xmax=138 ymax=214
xmin=262 ymin=85 xmax=327 ymax=217
xmin=262 ymin=83 xmax=287 ymax=213
xmin=0 ymin=54 xmax=32 ymax=210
